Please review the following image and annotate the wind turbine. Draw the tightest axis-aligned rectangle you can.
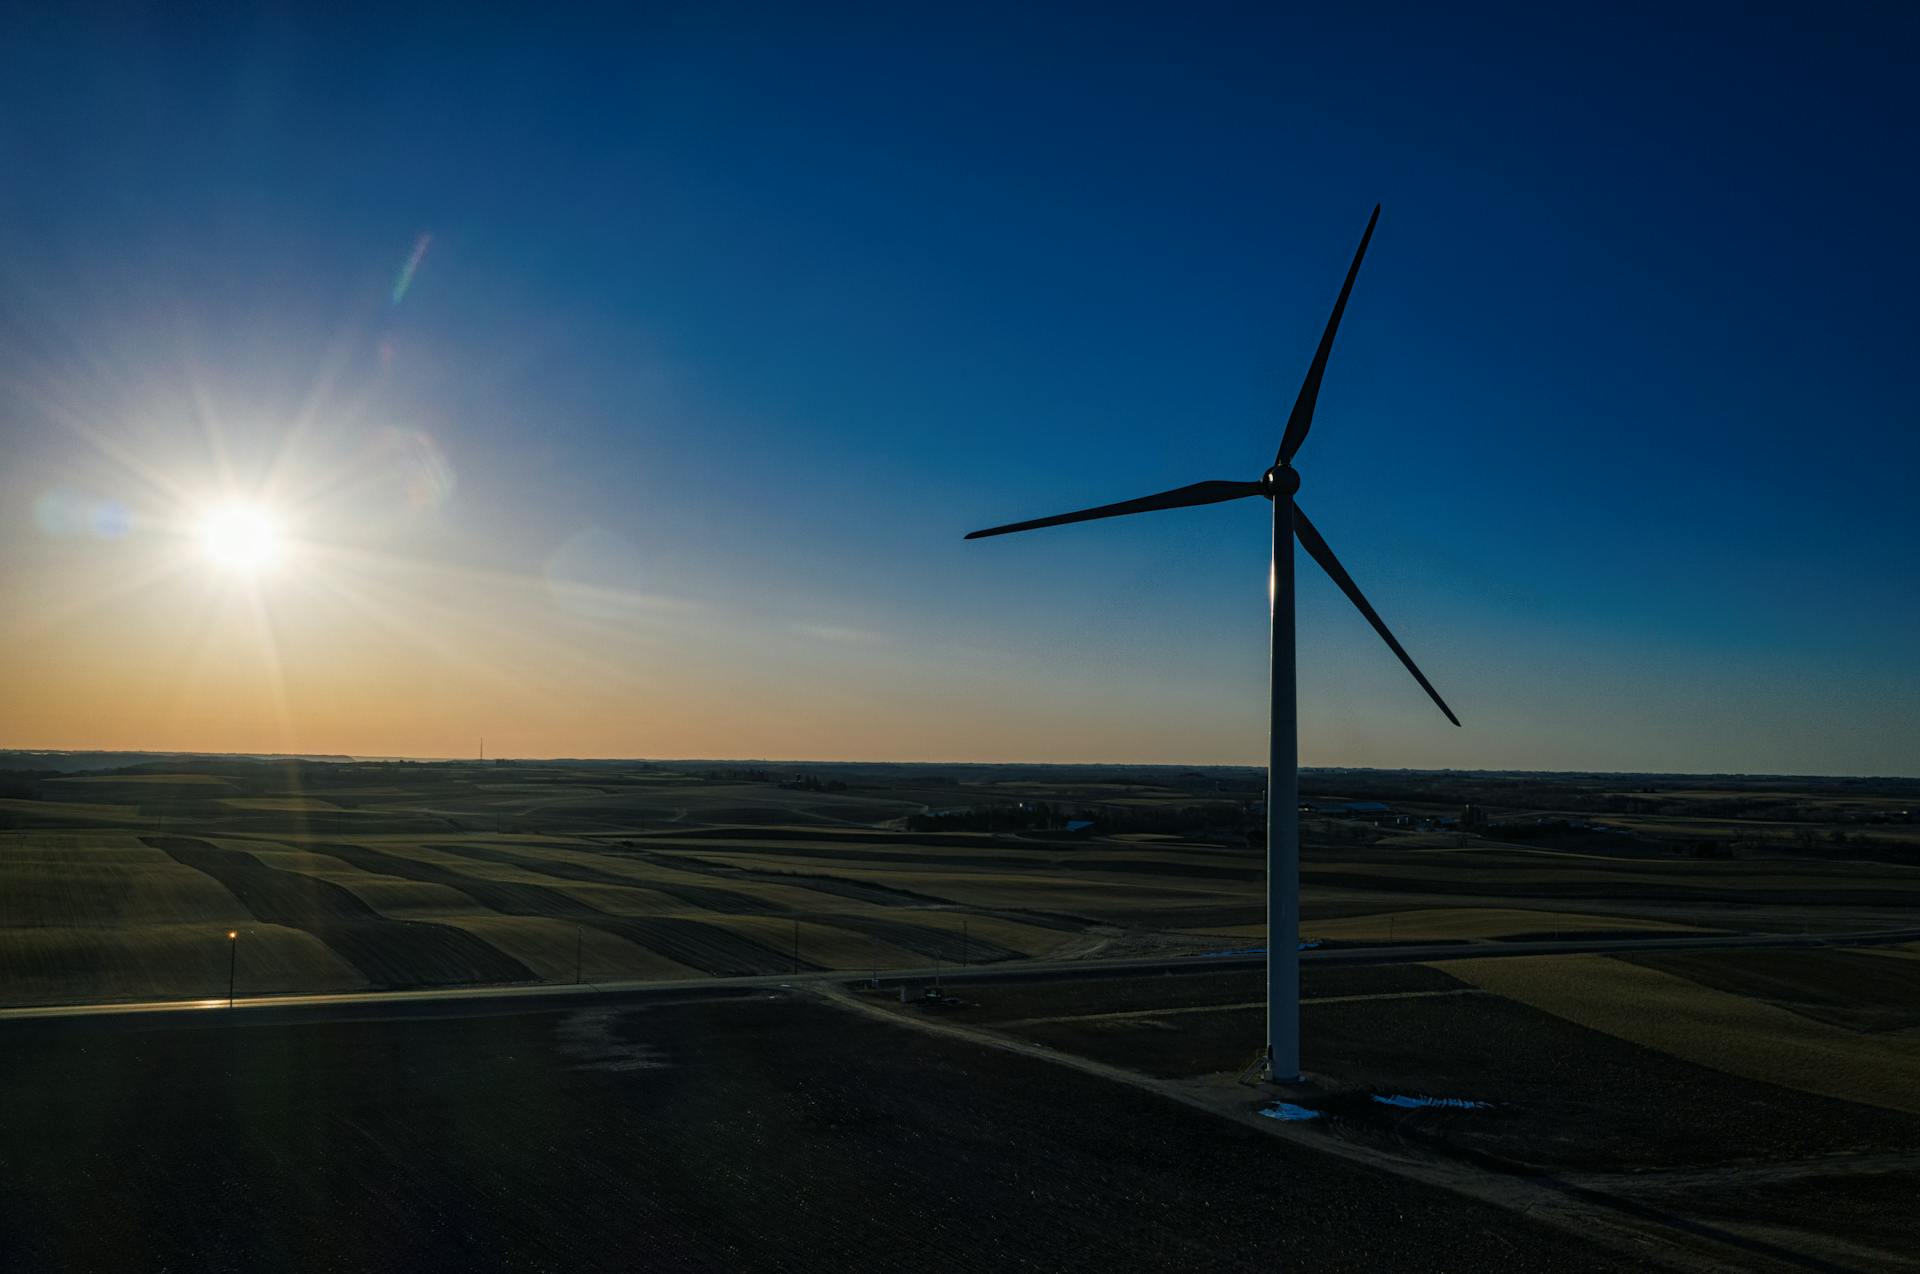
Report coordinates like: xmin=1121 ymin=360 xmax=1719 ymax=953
xmin=965 ymin=205 xmax=1458 ymax=1082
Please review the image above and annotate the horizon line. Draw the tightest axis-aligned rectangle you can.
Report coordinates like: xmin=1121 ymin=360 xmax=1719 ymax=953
xmin=0 ymin=746 xmax=1913 ymax=784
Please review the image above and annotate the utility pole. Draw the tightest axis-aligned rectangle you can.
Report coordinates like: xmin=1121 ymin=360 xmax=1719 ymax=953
xmin=227 ymin=929 xmax=239 ymax=1008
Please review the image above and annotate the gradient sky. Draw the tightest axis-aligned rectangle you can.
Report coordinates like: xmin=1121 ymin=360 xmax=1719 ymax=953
xmin=2 ymin=4 xmax=1916 ymax=773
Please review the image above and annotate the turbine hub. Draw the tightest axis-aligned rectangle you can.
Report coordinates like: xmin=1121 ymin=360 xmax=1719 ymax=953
xmin=1263 ymin=466 xmax=1301 ymax=497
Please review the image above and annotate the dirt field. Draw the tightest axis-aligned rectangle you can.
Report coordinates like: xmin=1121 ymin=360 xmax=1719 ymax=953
xmin=0 ymin=995 xmax=1612 ymax=1273
xmin=3 ymin=758 xmax=1917 ymax=1010
xmin=1446 ymin=952 xmax=1920 ymax=1116
xmin=2 ymin=758 xmax=1918 ymax=1268
xmin=884 ymin=960 xmax=1920 ymax=1269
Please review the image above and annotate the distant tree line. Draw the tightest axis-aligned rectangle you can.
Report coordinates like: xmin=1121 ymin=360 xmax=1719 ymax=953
xmin=0 ymin=770 xmax=48 ymax=800
xmin=779 ymin=774 xmax=848 ymax=793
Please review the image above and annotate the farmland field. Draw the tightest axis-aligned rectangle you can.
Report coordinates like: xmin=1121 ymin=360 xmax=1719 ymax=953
xmin=887 ymin=953 xmax=1920 ymax=1267
xmin=2 ymin=756 xmax=1918 ymax=1269
xmin=5 ymin=757 xmax=1918 ymax=1006
xmin=0 ymin=994 xmax=1616 ymax=1273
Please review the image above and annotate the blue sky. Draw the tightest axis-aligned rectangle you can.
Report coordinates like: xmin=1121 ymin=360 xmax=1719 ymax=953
xmin=2 ymin=3 xmax=1915 ymax=773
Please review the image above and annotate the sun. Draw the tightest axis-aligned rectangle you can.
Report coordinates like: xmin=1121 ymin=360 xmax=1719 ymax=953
xmin=196 ymin=503 xmax=283 ymax=573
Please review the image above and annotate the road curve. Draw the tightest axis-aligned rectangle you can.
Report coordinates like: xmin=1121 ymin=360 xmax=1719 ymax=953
xmin=3 ymin=925 xmax=1916 ymax=1031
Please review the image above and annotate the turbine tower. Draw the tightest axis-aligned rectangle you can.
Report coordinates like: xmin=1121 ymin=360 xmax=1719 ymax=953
xmin=966 ymin=205 xmax=1458 ymax=1082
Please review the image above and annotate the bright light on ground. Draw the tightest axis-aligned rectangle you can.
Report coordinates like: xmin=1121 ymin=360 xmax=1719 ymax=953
xmin=196 ymin=503 xmax=283 ymax=574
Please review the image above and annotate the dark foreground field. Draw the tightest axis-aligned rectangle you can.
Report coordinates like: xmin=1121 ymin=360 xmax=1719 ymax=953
xmin=951 ymin=964 xmax=1920 ymax=1170
xmin=5 ymin=758 xmax=1917 ymax=1268
xmin=907 ymin=962 xmax=1920 ymax=1269
xmin=0 ymin=993 xmax=1610 ymax=1274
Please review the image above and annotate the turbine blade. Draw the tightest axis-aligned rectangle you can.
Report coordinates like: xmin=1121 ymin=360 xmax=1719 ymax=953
xmin=1294 ymin=505 xmax=1460 ymax=726
xmin=1276 ymin=204 xmax=1379 ymax=466
xmin=965 ymin=479 xmax=1264 ymax=540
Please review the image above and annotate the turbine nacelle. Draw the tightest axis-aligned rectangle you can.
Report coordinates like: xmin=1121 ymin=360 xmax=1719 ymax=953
xmin=1261 ymin=466 xmax=1301 ymax=499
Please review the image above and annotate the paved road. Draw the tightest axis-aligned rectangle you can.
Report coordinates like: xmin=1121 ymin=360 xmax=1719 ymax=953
xmin=4 ymin=924 xmax=1916 ymax=1030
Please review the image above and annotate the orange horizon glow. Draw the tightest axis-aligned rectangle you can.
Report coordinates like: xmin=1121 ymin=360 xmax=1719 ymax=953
xmin=5 ymin=387 xmax=1911 ymax=778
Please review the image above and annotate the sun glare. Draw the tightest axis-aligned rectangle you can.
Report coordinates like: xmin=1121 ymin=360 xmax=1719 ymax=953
xmin=196 ymin=503 xmax=283 ymax=573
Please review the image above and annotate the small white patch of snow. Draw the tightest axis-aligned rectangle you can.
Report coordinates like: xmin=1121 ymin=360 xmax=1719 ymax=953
xmin=1371 ymin=1094 xmax=1490 ymax=1111
xmin=1259 ymin=1102 xmax=1322 ymax=1122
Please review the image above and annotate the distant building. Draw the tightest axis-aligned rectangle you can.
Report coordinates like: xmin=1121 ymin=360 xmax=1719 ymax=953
xmin=1064 ymin=819 xmax=1096 ymax=834
xmin=1341 ymin=801 xmax=1390 ymax=814
xmin=1460 ymin=803 xmax=1488 ymax=829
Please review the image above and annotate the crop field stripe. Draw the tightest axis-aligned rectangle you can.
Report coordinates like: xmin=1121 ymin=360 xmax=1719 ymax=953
xmin=303 ymin=842 xmax=816 ymax=977
xmin=310 ymin=841 xmax=630 ymax=916
xmin=1301 ymin=870 xmax=1920 ymax=909
xmin=185 ymin=839 xmax=1046 ymax=978
xmin=140 ymin=837 xmax=535 ymax=989
xmin=790 ymin=913 xmax=1025 ymax=964
xmin=1068 ymin=859 xmax=1264 ymax=882
xmin=1619 ymin=949 xmax=1920 ymax=1032
xmin=1860 ymin=944 xmax=1920 ymax=963
xmin=638 ymin=843 xmax=1269 ymax=886
xmin=569 ymin=842 xmax=1095 ymax=936
xmin=1308 ymin=987 xmax=1489 ymax=1006
xmin=627 ymin=842 xmax=1048 ymax=870
xmin=602 ymin=844 xmax=963 ymax=909
xmin=1306 ymin=907 xmax=1715 ymax=943
xmin=1449 ymin=954 xmax=1920 ymax=1116
xmin=584 ymin=916 xmax=824 ymax=976
xmin=998 ymin=988 xmax=1488 ymax=1028
xmin=630 ymin=827 xmax=1034 ymax=850
xmin=1328 ymin=864 xmax=1918 ymax=892
xmin=424 ymin=843 xmax=790 ymax=915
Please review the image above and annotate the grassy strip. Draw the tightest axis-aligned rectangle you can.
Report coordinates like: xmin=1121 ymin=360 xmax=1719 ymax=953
xmin=1448 ymin=953 xmax=1920 ymax=1115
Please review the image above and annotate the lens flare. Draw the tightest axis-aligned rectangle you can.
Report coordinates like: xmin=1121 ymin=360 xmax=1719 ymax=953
xmin=382 ymin=427 xmax=455 ymax=511
xmin=33 ymin=488 xmax=132 ymax=539
xmin=196 ymin=504 xmax=283 ymax=573
xmin=391 ymin=232 xmax=433 ymax=305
